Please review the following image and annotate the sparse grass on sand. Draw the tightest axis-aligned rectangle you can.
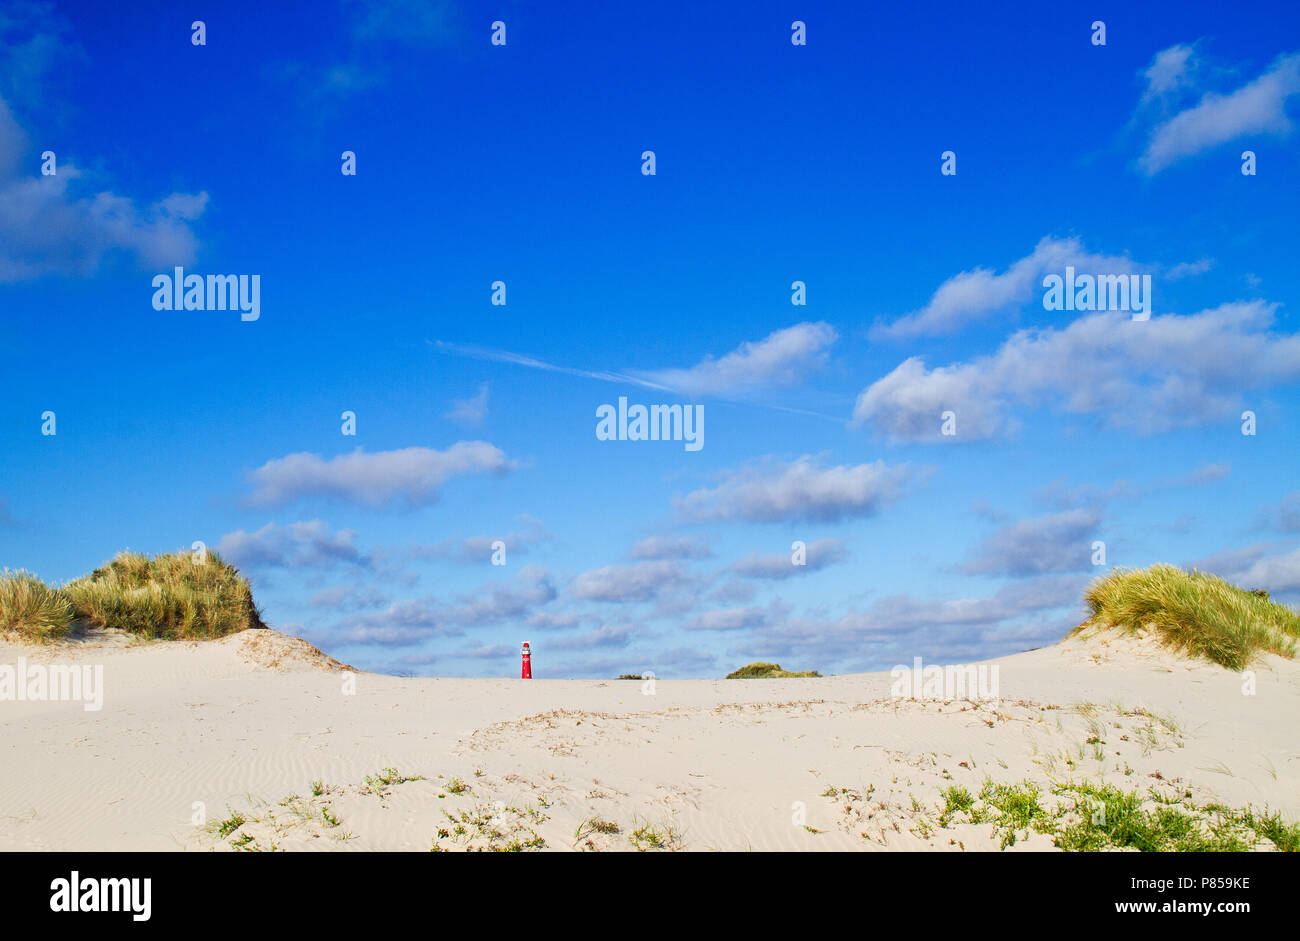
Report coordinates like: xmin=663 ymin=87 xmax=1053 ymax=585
xmin=725 ymin=661 xmax=822 ymax=678
xmin=1073 ymin=564 xmax=1300 ymax=670
xmin=933 ymin=779 xmax=1300 ymax=851
xmin=0 ymin=550 xmax=264 ymax=643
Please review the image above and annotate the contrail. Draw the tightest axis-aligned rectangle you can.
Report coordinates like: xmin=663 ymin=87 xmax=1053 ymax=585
xmin=430 ymin=339 xmax=845 ymax=423
xmin=432 ymin=340 xmax=672 ymax=391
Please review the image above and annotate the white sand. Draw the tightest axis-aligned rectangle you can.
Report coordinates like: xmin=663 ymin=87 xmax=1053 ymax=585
xmin=1 ymin=628 xmax=1295 ymax=852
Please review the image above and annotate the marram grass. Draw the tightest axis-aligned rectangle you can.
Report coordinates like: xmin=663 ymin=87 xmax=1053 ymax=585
xmin=0 ymin=551 xmax=264 ymax=643
xmin=726 ymin=661 xmax=822 ymax=678
xmin=1073 ymin=564 xmax=1300 ymax=670
xmin=0 ymin=570 xmax=74 ymax=642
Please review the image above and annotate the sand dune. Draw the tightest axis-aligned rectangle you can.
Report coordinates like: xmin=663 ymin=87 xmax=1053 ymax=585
xmin=1 ymin=628 xmax=1295 ymax=852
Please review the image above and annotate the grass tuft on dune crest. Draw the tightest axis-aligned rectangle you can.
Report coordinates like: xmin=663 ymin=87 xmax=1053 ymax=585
xmin=1074 ymin=564 xmax=1300 ymax=670
xmin=0 ymin=570 xmax=75 ymax=642
xmin=1 ymin=551 xmax=265 ymax=643
xmin=725 ymin=661 xmax=822 ymax=678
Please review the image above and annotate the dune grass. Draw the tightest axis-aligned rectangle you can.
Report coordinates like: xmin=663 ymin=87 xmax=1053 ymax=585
xmin=725 ymin=661 xmax=822 ymax=678
xmin=0 ymin=550 xmax=264 ymax=643
xmin=1073 ymin=564 xmax=1300 ymax=670
xmin=0 ymin=570 xmax=75 ymax=642
xmin=935 ymin=779 xmax=1299 ymax=851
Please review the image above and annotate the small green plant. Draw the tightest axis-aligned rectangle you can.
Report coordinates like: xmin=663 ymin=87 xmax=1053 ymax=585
xmin=575 ymin=817 xmax=621 ymax=840
xmin=362 ymin=768 xmax=425 ymax=794
xmin=939 ymin=785 xmax=975 ymax=825
xmin=629 ymin=816 xmax=682 ymax=851
xmin=215 ymin=809 xmax=247 ymax=838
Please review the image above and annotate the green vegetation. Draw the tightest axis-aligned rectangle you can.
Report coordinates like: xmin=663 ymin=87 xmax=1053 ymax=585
xmin=1 ymin=551 xmax=264 ymax=643
xmin=725 ymin=661 xmax=822 ymax=679
xmin=936 ymin=779 xmax=1299 ymax=851
xmin=361 ymin=768 xmax=426 ymax=796
xmin=574 ymin=817 xmax=622 ymax=843
xmin=1075 ymin=564 xmax=1300 ymax=669
xmin=0 ymin=570 xmax=74 ymax=642
xmin=629 ymin=816 xmax=683 ymax=851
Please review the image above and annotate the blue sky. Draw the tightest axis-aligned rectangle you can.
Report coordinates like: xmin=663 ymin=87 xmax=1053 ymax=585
xmin=2 ymin=0 xmax=1298 ymax=676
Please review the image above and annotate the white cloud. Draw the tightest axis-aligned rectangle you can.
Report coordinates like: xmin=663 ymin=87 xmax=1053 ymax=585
xmin=634 ymin=322 xmax=837 ymax=397
xmin=685 ymin=605 xmax=779 ymax=631
xmin=1194 ymin=542 xmax=1300 ymax=595
xmin=628 ymin=534 xmax=711 ymax=561
xmin=1142 ymin=44 xmax=1198 ymax=101
xmin=1140 ymin=51 xmax=1300 ymax=174
xmin=736 ymin=574 xmax=1089 ymax=669
xmin=307 ymin=584 xmax=390 ymax=610
xmin=731 ymin=537 xmax=848 ymax=579
xmin=676 ymin=456 xmax=919 ymax=523
xmin=0 ymin=98 xmax=207 ymax=282
xmin=446 ymin=382 xmax=490 ymax=425
xmin=412 ymin=514 xmax=548 ymax=563
xmin=245 ymin=443 xmax=514 ymax=508
xmin=550 ymin=624 xmax=637 ymax=650
xmin=872 ymin=237 xmax=1144 ymax=339
xmin=962 ymin=510 xmax=1103 ymax=576
xmin=571 ymin=560 xmax=692 ymax=603
xmin=217 ymin=520 xmax=368 ymax=569
xmin=334 ymin=565 xmax=556 ymax=646
xmin=854 ymin=301 xmax=1300 ymax=442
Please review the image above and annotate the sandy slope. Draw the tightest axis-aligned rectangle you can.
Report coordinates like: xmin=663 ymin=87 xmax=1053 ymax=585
xmin=1 ymin=628 xmax=1295 ymax=852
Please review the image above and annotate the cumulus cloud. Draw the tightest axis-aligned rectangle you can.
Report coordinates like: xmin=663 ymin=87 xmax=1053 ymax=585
xmin=445 ymin=382 xmax=489 ymax=425
xmin=737 ymin=574 xmax=1089 ymax=669
xmin=854 ymin=302 xmax=1300 ymax=442
xmin=1193 ymin=542 xmax=1300 ymax=596
xmin=962 ymin=510 xmax=1102 ymax=576
xmin=1139 ymin=50 xmax=1300 ymax=174
xmin=1141 ymin=43 xmax=1199 ymax=102
xmin=526 ymin=610 xmax=584 ymax=630
xmin=1270 ymin=492 xmax=1300 ymax=532
xmin=216 ymin=520 xmax=368 ymax=569
xmin=334 ymin=565 xmax=556 ymax=646
xmin=0 ymin=3 xmax=83 ymax=114
xmin=731 ymin=537 xmax=848 ymax=579
xmin=675 ymin=456 xmax=919 ymax=523
xmin=245 ymin=443 xmax=514 ymax=508
xmin=634 ymin=322 xmax=837 ymax=397
xmin=307 ymin=584 xmax=391 ymax=611
xmin=1034 ymin=462 xmax=1230 ymax=512
xmin=550 ymin=624 xmax=638 ymax=650
xmin=412 ymin=514 xmax=548 ymax=563
xmin=442 ymin=564 xmax=557 ymax=624
xmin=0 ymin=97 xmax=208 ymax=282
xmin=872 ymin=237 xmax=1145 ymax=339
xmin=627 ymin=534 xmax=711 ymax=561
xmin=571 ymin=560 xmax=692 ymax=603
xmin=685 ymin=605 xmax=781 ymax=631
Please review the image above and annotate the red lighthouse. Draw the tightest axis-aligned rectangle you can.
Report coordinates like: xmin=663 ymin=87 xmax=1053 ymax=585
xmin=521 ymin=641 xmax=532 ymax=679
